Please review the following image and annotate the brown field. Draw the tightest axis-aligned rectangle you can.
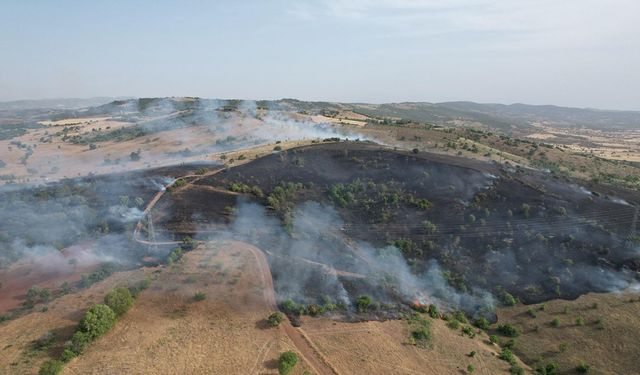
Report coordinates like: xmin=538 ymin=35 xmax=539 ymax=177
xmin=495 ymin=291 xmax=640 ymax=375
xmin=303 ymin=317 xmax=528 ymax=375
xmin=0 ymin=269 xmax=148 ymax=374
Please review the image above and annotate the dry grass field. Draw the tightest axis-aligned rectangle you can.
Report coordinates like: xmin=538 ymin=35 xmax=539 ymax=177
xmin=495 ymin=291 xmax=640 ymax=375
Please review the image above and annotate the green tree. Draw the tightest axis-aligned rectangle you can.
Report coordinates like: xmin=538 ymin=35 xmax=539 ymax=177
xmin=80 ymin=304 xmax=116 ymax=339
xmin=278 ymin=351 xmax=298 ymax=375
xmin=104 ymin=287 xmax=133 ymax=317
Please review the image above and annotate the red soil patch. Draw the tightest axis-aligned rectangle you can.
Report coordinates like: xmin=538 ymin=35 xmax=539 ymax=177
xmin=0 ymin=243 xmax=99 ymax=313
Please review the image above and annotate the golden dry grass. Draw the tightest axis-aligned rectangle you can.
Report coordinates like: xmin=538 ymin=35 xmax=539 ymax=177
xmin=495 ymin=291 xmax=640 ymax=375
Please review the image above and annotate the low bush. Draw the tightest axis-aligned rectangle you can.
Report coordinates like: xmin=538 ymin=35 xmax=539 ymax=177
xmin=499 ymin=348 xmax=516 ymax=365
xmin=39 ymin=360 xmax=63 ymax=375
xmin=194 ymin=292 xmax=206 ymax=301
xmin=474 ymin=317 xmax=489 ymax=330
xmin=576 ymin=362 xmax=591 ymax=373
xmin=355 ymin=295 xmax=372 ymax=313
xmin=267 ymin=312 xmax=284 ymax=327
xmin=497 ymin=324 xmax=520 ymax=337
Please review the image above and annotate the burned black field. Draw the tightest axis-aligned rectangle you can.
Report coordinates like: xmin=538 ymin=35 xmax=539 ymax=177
xmin=154 ymin=142 xmax=640 ymax=309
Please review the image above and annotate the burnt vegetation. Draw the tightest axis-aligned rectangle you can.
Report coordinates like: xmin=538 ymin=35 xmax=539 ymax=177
xmin=179 ymin=142 xmax=640 ymax=307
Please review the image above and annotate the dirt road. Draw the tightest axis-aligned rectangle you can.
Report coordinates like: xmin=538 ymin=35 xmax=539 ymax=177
xmin=240 ymin=241 xmax=339 ymax=375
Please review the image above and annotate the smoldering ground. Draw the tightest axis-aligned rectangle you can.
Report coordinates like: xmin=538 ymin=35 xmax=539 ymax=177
xmin=198 ymin=198 xmax=639 ymax=318
xmin=199 ymin=200 xmax=496 ymax=317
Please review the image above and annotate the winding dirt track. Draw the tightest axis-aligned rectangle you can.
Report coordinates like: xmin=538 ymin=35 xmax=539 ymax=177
xmin=133 ymin=169 xmax=339 ymax=374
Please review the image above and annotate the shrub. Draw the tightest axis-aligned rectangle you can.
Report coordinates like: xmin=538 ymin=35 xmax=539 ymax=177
xmin=536 ymin=362 xmax=558 ymax=375
xmin=69 ymin=331 xmax=92 ymax=355
xmin=467 ymin=364 xmax=475 ymax=373
xmin=167 ymin=248 xmax=184 ymax=265
xmin=422 ymin=220 xmax=437 ymax=235
xmin=34 ymin=331 xmax=56 ymax=350
xmin=80 ymin=304 xmax=116 ymax=339
xmin=267 ymin=312 xmax=284 ymax=327
xmin=499 ymin=348 xmax=516 ymax=365
xmin=280 ymin=299 xmax=297 ymax=313
xmin=489 ymin=335 xmax=498 ymax=344
xmin=575 ymin=316 xmax=584 ymax=326
xmin=25 ymin=286 xmax=51 ymax=307
xmin=130 ymin=277 xmax=151 ymax=297
xmin=501 ymin=291 xmax=518 ymax=306
xmin=427 ymin=304 xmax=439 ymax=319
xmin=497 ymin=324 xmax=520 ymax=337
xmin=412 ymin=326 xmax=431 ymax=341
xmin=194 ymin=292 xmax=206 ymax=301
xmin=576 ymin=362 xmax=591 ymax=373
xmin=453 ymin=311 xmax=468 ymax=324
xmin=278 ymin=351 xmax=298 ymax=375
xmin=104 ymin=288 xmax=133 ymax=317
xmin=447 ymin=319 xmax=461 ymax=330
xmin=510 ymin=365 xmax=525 ymax=375
xmin=355 ymin=295 xmax=372 ymax=313
xmin=60 ymin=348 xmax=77 ymax=362
xmin=474 ymin=317 xmax=489 ymax=330
xmin=550 ymin=318 xmax=560 ymax=327
xmin=39 ymin=360 xmax=63 ymax=375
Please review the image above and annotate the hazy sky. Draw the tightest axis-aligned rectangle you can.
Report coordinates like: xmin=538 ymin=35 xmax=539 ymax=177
xmin=1 ymin=0 xmax=639 ymax=109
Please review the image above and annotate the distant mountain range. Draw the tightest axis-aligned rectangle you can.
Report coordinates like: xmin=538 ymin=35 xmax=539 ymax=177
xmin=2 ymin=97 xmax=639 ymax=132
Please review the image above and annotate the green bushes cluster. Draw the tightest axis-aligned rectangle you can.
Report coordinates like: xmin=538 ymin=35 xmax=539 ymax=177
xmin=279 ymin=298 xmax=342 ymax=317
xmin=228 ymin=182 xmax=264 ymax=197
xmin=40 ymin=281 xmax=148 ymax=374
xmin=166 ymin=237 xmax=194 ymax=265
xmin=266 ymin=182 xmax=306 ymax=229
xmin=407 ymin=313 xmax=431 ymax=344
xmin=535 ymin=362 xmax=559 ymax=375
xmin=24 ymin=286 xmax=51 ymax=308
